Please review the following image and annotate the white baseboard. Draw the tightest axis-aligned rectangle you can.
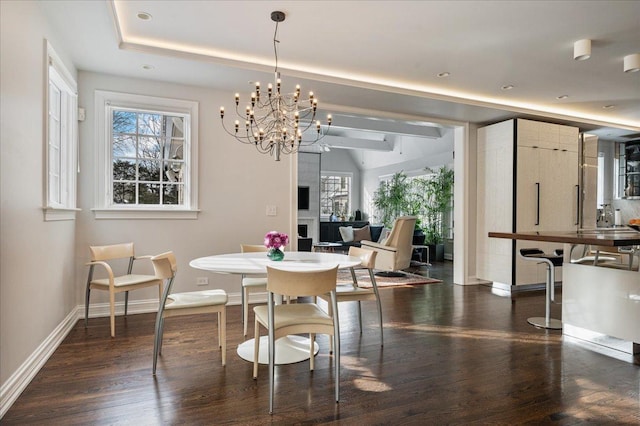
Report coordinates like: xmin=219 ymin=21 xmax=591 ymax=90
xmin=0 ymin=291 xmax=249 ymax=419
xmin=0 ymin=308 xmax=79 ymax=419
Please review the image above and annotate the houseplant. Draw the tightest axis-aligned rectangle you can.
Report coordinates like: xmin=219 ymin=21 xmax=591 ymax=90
xmin=421 ymin=166 xmax=454 ymax=261
xmin=371 ymin=171 xmax=425 ymax=257
xmin=372 ymin=172 xmax=411 ymax=228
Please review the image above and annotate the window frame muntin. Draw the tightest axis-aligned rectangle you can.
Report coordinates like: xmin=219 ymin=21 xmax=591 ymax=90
xmin=319 ymin=171 xmax=353 ymax=220
xmin=93 ymin=90 xmax=199 ymax=219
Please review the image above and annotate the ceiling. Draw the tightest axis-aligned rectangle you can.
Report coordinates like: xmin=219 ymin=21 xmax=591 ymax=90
xmin=39 ymin=0 xmax=640 ymax=154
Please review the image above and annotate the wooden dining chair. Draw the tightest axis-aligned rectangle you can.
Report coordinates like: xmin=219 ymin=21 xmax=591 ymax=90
xmin=319 ymin=246 xmax=384 ymax=346
xmin=85 ymin=242 xmax=163 ymax=337
xmin=253 ymin=265 xmax=340 ymax=414
xmin=151 ymin=251 xmax=228 ymax=375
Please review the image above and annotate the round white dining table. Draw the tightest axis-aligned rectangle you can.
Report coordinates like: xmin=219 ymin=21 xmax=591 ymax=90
xmin=189 ymin=251 xmax=361 ymax=365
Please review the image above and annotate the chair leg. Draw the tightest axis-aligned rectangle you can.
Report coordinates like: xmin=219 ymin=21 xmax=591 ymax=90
xmin=268 ymin=326 xmax=275 ymax=414
xmin=220 ymin=309 xmax=226 ymax=366
xmin=109 ymin=291 xmax=116 ymax=338
xmin=334 ymin=331 xmax=340 ymax=403
xmin=84 ymin=286 xmax=91 ymax=328
xmin=327 ymin=304 xmax=334 ymax=354
xmin=375 ymin=295 xmax=384 ymax=347
xmin=217 ymin=312 xmax=221 ymax=347
xmin=253 ymin=318 xmax=260 ymax=379
xmin=159 ymin=317 xmax=165 ymax=353
xmin=357 ymin=301 xmax=363 ymax=333
xmin=124 ymin=291 xmax=129 ymax=316
xmin=369 ymin=269 xmax=384 ymax=347
xmin=309 ymin=333 xmax=315 ymax=371
xmin=243 ymin=287 xmax=249 ymax=336
xmin=152 ymin=312 xmax=164 ymax=375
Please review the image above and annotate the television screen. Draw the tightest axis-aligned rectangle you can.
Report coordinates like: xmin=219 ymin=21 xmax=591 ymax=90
xmin=298 ymin=186 xmax=309 ymax=210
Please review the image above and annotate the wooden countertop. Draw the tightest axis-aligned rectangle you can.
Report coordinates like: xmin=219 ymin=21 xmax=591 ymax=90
xmin=489 ymin=228 xmax=640 ymax=247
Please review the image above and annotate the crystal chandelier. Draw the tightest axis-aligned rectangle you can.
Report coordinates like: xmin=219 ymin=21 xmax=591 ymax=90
xmin=219 ymin=11 xmax=332 ymax=161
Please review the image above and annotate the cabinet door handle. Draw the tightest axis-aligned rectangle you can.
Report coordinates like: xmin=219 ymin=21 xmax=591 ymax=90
xmin=535 ymin=182 xmax=540 ymax=226
xmin=575 ymin=184 xmax=580 ymax=226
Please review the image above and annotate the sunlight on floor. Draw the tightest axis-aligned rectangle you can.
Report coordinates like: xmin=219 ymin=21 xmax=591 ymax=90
xmin=396 ymin=323 xmax=562 ymax=345
xmin=341 ymin=355 xmax=393 ymax=392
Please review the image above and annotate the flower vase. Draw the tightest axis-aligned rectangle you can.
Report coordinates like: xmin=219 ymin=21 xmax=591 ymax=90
xmin=267 ymin=248 xmax=285 ymax=261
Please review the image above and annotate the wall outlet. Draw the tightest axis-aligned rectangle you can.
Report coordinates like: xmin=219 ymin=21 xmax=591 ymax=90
xmin=196 ymin=277 xmax=209 ymax=286
xmin=266 ymin=205 xmax=277 ymax=216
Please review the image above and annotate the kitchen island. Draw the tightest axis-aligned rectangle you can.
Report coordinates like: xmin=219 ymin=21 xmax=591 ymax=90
xmin=489 ymin=228 xmax=639 ymax=364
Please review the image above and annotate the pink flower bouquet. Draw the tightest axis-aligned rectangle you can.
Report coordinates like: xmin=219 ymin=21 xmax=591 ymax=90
xmin=264 ymin=231 xmax=289 ymax=250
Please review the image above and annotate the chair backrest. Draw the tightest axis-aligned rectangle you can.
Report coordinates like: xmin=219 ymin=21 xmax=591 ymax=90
xmin=151 ymin=251 xmax=177 ymax=280
xmin=89 ymin=242 xmax=135 ymax=261
xmin=241 ymin=244 xmax=268 ymax=253
xmin=348 ymin=246 xmax=377 ymax=269
xmin=266 ymin=266 xmax=338 ymax=298
xmin=151 ymin=251 xmax=178 ymax=308
xmin=386 ymin=216 xmax=416 ymax=269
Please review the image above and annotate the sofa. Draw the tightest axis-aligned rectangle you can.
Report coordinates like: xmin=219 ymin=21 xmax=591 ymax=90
xmin=320 ymin=222 xmax=385 ymax=251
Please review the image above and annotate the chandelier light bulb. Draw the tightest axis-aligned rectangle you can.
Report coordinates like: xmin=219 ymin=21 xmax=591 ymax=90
xmin=219 ymin=11 xmax=332 ymax=160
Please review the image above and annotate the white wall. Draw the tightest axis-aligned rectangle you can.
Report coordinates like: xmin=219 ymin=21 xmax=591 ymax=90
xmin=76 ymin=72 xmax=292 ymax=305
xmin=0 ymin=1 xmax=294 ymax=402
xmin=1 ymin=0 xmax=78 ymax=389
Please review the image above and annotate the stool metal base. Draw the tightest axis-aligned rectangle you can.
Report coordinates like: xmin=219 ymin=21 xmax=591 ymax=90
xmin=527 ymin=317 xmax=562 ymax=330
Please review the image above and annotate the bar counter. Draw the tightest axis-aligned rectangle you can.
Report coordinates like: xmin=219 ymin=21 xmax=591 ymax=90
xmin=489 ymin=228 xmax=639 ymax=364
xmin=488 ymin=227 xmax=640 ymax=247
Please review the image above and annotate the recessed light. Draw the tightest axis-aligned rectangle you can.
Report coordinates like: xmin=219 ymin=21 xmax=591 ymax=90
xmin=437 ymin=72 xmax=450 ymax=78
xmin=573 ymin=39 xmax=591 ymax=61
xmin=556 ymin=95 xmax=569 ymax=100
xmin=623 ymin=53 xmax=640 ymax=73
xmin=602 ymin=104 xmax=615 ymax=109
xmin=501 ymin=85 xmax=514 ymax=90
xmin=142 ymin=64 xmax=154 ymax=70
xmin=137 ymin=12 xmax=152 ymax=20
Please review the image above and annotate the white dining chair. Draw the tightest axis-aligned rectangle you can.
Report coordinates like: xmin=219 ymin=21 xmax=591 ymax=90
xmin=253 ymin=265 xmax=340 ymax=414
xmin=319 ymin=246 xmax=384 ymax=346
xmin=151 ymin=251 xmax=227 ymax=375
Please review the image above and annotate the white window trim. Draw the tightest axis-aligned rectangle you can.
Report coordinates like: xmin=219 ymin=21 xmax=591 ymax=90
xmin=320 ymin=171 xmax=353 ymax=220
xmin=44 ymin=41 xmax=79 ymax=221
xmin=93 ymin=90 xmax=199 ymax=219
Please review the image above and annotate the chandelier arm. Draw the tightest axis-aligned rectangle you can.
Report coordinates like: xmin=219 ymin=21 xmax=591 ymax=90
xmin=219 ymin=11 xmax=331 ymax=161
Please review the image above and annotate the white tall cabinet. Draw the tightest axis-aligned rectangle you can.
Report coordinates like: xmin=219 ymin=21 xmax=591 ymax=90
xmin=476 ymin=119 xmax=580 ymax=288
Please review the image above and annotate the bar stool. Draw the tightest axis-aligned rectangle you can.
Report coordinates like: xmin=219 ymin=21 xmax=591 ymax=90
xmin=519 ymin=248 xmax=563 ymax=330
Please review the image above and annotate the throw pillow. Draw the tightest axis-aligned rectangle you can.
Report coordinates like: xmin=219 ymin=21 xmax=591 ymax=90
xmin=339 ymin=226 xmax=354 ymax=242
xmin=352 ymin=225 xmax=371 ymax=242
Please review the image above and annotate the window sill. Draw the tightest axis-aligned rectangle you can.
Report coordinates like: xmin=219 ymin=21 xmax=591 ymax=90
xmin=43 ymin=207 xmax=81 ymax=221
xmin=92 ymin=208 xmax=200 ymax=220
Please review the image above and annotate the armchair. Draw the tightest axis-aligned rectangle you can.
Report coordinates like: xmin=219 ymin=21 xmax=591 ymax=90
xmin=360 ymin=216 xmax=416 ymax=276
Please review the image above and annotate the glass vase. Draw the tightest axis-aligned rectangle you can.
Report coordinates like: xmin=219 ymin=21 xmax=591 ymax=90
xmin=267 ymin=248 xmax=285 ymax=261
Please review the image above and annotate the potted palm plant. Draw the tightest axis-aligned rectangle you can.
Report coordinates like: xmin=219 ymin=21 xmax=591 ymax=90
xmin=372 ymin=172 xmax=411 ymax=228
xmin=421 ymin=166 xmax=454 ymax=261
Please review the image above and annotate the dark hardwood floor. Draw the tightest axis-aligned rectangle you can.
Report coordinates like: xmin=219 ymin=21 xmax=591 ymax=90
xmin=3 ymin=261 xmax=639 ymax=424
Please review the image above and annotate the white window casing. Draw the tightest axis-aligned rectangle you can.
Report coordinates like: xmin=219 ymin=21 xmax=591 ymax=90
xmin=93 ymin=91 xmax=199 ymax=219
xmin=44 ymin=41 xmax=79 ymax=221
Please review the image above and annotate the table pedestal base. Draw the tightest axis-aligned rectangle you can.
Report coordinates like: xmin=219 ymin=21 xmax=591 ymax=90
xmin=237 ymin=335 xmax=320 ymax=365
xmin=527 ymin=317 xmax=562 ymax=330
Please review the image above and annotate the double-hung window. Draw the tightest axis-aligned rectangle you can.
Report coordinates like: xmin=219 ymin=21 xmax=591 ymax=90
xmin=320 ymin=173 xmax=352 ymax=219
xmin=94 ymin=91 xmax=199 ymax=219
xmin=44 ymin=41 xmax=78 ymax=221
